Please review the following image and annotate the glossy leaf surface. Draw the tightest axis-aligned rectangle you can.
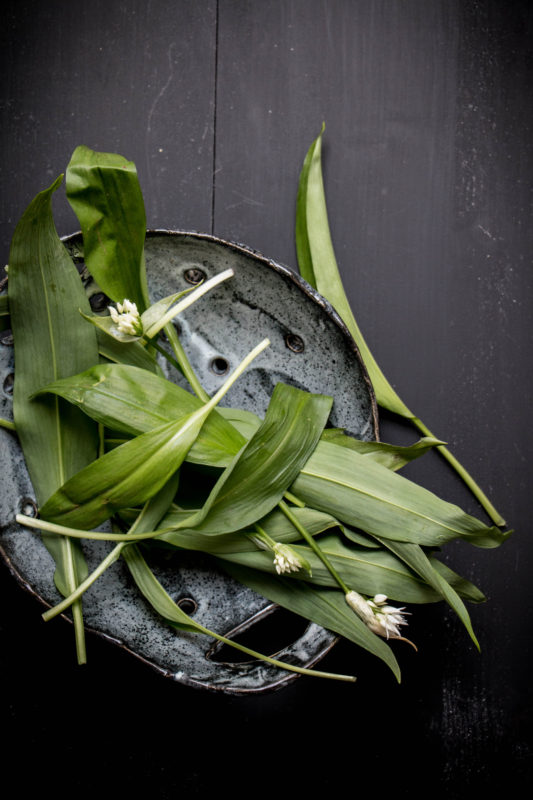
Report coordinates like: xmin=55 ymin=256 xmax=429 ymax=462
xmin=320 ymin=429 xmax=445 ymax=471
xmin=294 ymin=441 xmax=508 ymax=548
xmin=9 ymin=175 xmax=99 ymax=660
xmin=296 ymin=126 xmax=413 ymax=417
xmin=181 ymin=383 xmax=333 ymax=536
xmin=66 ymin=145 xmax=149 ymax=311
xmin=39 ymin=363 xmax=246 ymax=467
xmin=223 ymin=561 xmax=401 ymax=681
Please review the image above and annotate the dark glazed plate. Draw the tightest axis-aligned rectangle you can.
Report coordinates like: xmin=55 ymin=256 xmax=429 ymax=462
xmin=0 ymin=231 xmax=378 ymax=694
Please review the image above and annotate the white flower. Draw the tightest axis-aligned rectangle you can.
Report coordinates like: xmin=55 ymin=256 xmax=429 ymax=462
xmin=109 ymin=299 xmax=143 ymax=336
xmin=273 ymin=543 xmax=302 ymax=575
xmin=345 ymin=590 xmax=409 ymax=640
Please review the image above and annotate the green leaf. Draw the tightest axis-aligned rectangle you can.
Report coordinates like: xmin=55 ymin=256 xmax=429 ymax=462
xmin=218 ymin=534 xmax=451 ymax=604
xmin=40 ymin=340 xmax=269 ymax=528
xmin=320 ymin=430 xmax=445 ymax=471
xmin=223 ymin=561 xmax=401 ymax=681
xmin=181 ymin=383 xmax=333 ymax=536
xmin=296 ymin=126 xmax=413 ymax=417
xmin=9 ymin=174 xmax=100 ymax=662
xmin=293 ymin=440 xmax=509 ymax=548
xmin=0 ymin=293 xmax=9 ymax=325
xmin=38 ymin=363 xmax=246 ymax=467
xmin=430 ymin=557 xmax=486 ymax=603
xmin=296 ymin=127 xmax=506 ymax=527
xmin=217 ymin=530 xmax=484 ymax=605
xmin=123 ymin=544 xmax=356 ymax=682
xmin=160 ymin=506 xmax=341 ymax=553
xmin=40 ymin=410 xmax=198 ymax=529
xmin=95 ymin=328 xmax=162 ymax=374
xmin=66 ymin=145 xmax=149 ymax=311
xmin=217 ymin=407 xmax=262 ymax=440
xmin=373 ymin=537 xmax=480 ymax=649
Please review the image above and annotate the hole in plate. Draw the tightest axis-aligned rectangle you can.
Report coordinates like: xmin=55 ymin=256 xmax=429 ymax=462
xmin=19 ymin=497 xmax=38 ymax=517
xmin=89 ymin=292 xmax=111 ymax=312
xmin=177 ymin=597 xmax=198 ymax=616
xmin=285 ymin=333 xmax=305 ymax=353
xmin=184 ymin=267 xmax=206 ymax=285
xmin=3 ymin=372 xmax=14 ymax=395
xmin=210 ymin=356 xmax=229 ymax=376
xmin=0 ymin=329 xmax=13 ymax=346
xmin=206 ymin=605 xmax=310 ymax=664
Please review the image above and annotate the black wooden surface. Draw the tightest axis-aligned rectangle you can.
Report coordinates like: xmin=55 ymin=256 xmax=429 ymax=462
xmin=1 ymin=1 xmax=531 ymax=795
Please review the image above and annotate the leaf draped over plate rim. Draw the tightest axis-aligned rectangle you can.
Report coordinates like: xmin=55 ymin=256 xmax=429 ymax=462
xmin=8 ymin=174 xmax=100 ymax=663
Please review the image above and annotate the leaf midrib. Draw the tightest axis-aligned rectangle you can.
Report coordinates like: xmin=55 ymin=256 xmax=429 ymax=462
xmin=299 ymin=464 xmax=467 ymax=538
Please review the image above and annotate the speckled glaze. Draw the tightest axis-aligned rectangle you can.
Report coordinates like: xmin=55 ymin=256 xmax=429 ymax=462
xmin=0 ymin=231 xmax=378 ymax=694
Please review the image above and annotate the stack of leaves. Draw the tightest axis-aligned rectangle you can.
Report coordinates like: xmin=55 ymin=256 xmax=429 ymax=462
xmin=1 ymin=143 xmax=510 ymax=684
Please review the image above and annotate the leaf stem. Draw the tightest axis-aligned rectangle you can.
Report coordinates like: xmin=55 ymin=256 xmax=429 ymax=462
xmin=283 ymin=490 xmax=305 ymax=507
xmin=43 ymin=543 xmax=125 ymax=621
xmin=278 ymin=500 xmax=350 ymax=593
xmin=16 ymin=513 xmax=176 ymax=541
xmin=0 ymin=416 xmax=16 ymax=431
xmin=411 ymin=416 xmax=505 ymax=526
xmin=192 ymin=620 xmax=356 ymax=682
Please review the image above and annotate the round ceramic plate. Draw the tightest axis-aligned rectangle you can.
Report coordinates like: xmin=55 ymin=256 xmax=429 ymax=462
xmin=0 ymin=231 xmax=378 ymax=694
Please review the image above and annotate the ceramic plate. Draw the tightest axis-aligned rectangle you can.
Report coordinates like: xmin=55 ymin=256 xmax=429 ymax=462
xmin=0 ymin=231 xmax=377 ymax=694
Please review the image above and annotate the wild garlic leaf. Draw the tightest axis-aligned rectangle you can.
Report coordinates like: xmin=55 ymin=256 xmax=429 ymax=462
xmin=159 ymin=506 xmax=341 ymax=552
xmin=40 ymin=339 xmax=269 ymax=528
xmin=9 ymin=174 xmax=99 ymax=663
xmin=223 ymin=561 xmax=401 ymax=681
xmin=296 ymin=125 xmax=413 ymax=418
xmin=372 ymin=537 xmax=480 ymax=649
xmin=38 ymin=363 xmax=246 ymax=467
xmin=296 ymin=127 xmax=506 ymax=527
xmin=320 ymin=429 xmax=444 ymax=471
xmin=179 ymin=383 xmax=333 ymax=536
xmin=293 ymin=440 xmax=509 ymax=549
xmin=218 ymin=534 xmax=451 ymax=604
xmin=66 ymin=146 xmax=149 ymax=311
xmin=123 ymin=545 xmax=356 ymax=683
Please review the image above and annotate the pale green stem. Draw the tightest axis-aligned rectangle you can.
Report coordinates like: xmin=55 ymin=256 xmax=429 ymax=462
xmin=42 ymin=500 xmax=166 ymax=620
xmin=283 ymin=490 xmax=305 ymax=508
xmin=62 ymin=535 xmax=86 ymax=664
xmin=147 ymin=330 xmax=209 ymax=402
xmin=0 ymin=417 xmax=16 ymax=431
xmin=411 ymin=416 xmax=506 ymax=526
xmin=250 ymin=523 xmax=277 ymax=550
xmin=98 ymin=423 xmax=105 ymax=458
xmin=16 ymin=513 xmax=177 ymax=542
xmin=144 ymin=269 xmax=234 ymax=339
xmin=278 ymin=500 xmax=350 ymax=594
xmin=43 ymin=543 xmax=125 ymax=621
xmin=192 ymin=619 xmax=356 ymax=682
xmin=164 ymin=322 xmax=210 ymax=402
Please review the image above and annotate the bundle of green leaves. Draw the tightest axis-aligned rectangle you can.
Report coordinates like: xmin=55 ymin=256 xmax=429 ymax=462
xmin=1 ymin=143 xmax=510 ymax=684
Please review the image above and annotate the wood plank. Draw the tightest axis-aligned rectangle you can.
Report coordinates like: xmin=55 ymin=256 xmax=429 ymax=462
xmin=0 ymin=0 xmax=217 ymax=247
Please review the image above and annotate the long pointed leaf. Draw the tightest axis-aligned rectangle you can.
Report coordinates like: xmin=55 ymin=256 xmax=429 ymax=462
xmin=296 ymin=126 xmax=413 ymax=417
xmin=223 ymin=561 xmax=401 ymax=681
xmin=123 ymin=545 xmax=356 ymax=682
xmin=40 ymin=340 xmax=269 ymax=528
xmin=66 ymin=146 xmax=149 ymax=311
xmin=296 ymin=127 xmax=505 ymax=526
xmin=373 ymin=537 xmax=480 ymax=648
xmin=38 ymin=363 xmax=246 ymax=467
xmin=9 ymin=175 xmax=99 ymax=661
xmin=293 ymin=441 xmax=509 ymax=548
xmin=320 ymin=429 xmax=444 ymax=471
xmin=181 ymin=384 xmax=333 ymax=536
